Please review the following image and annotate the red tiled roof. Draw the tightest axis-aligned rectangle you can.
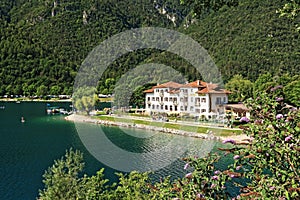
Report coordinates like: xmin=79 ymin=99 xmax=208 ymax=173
xmin=144 ymin=81 xmax=183 ymax=93
xmin=183 ymin=80 xmax=207 ymax=88
xmin=144 ymin=88 xmax=154 ymax=93
xmin=153 ymin=81 xmax=183 ymax=89
xmin=197 ymin=83 xmax=231 ymax=94
xmin=144 ymin=80 xmax=231 ymax=94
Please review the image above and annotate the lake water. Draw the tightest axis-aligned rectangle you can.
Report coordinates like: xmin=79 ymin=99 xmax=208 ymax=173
xmin=0 ymin=101 xmax=230 ymax=199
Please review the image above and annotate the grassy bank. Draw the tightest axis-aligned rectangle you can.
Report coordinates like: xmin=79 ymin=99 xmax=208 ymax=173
xmin=94 ymin=115 xmax=242 ymax=137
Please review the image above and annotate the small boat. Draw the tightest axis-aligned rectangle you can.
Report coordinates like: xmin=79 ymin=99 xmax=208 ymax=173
xmin=21 ymin=117 xmax=25 ymax=123
xmin=0 ymin=106 xmax=5 ymax=109
xmin=16 ymin=101 xmax=21 ymax=104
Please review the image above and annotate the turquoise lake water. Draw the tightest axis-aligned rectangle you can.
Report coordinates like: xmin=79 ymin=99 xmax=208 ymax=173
xmin=0 ymin=101 xmax=230 ymax=199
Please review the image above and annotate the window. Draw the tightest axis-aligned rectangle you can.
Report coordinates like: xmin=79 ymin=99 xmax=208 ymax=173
xmin=164 ymin=97 xmax=168 ymax=101
xmin=152 ymin=105 xmax=155 ymax=109
xmin=201 ymin=98 xmax=206 ymax=103
xmin=165 ymin=105 xmax=168 ymax=110
xmin=156 ymin=97 xmax=159 ymax=101
xmin=223 ymin=97 xmax=226 ymax=103
xmin=174 ymin=106 xmax=177 ymax=111
xmin=180 ymin=98 xmax=183 ymax=102
xmin=170 ymin=105 xmax=173 ymax=111
xmin=148 ymin=104 xmax=151 ymax=108
xmin=216 ymin=97 xmax=222 ymax=104
xmin=191 ymin=97 xmax=193 ymax=102
xmin=190 ymin=106 xmax=194 ymax=111
xmin=201 ymin=109 xmax=206 ymax=113
xmin=169 ymin=97 xmax=173 ymax=101
xmin=152 ymin=97 xmax=155 ymax=101
xmin=161 ymin=105 xmax=163 ymax=110
xmin=148 ymin=97 xmax=150 ymax=101
xmin=156 ymin=105 xmax=159 ymax=109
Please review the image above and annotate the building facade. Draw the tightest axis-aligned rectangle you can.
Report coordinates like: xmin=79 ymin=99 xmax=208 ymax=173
xmin=144 ymin=80 xmax=231 ymax=118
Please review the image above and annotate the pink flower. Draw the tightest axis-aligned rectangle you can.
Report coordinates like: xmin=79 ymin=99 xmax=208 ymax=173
xmin=230 ymin=174 xmax=236 ymax=178
xmin=236 ymin=166 xmax=242 ymax=170
xmin=212 ymin=175 xmax=219 ymax=180
xmin=275 ymin=97 xmax=284 ymax=102
xmin=285 ymin=135 xmax=293 ymax=142
xmin=233 ymin=155 xmax=240 ymax=160
xmin=184 ymin=163 xmax=189 ymax=170
xmin=276 ymin=114 xmax=283 ymax=119
xmin=223 ymin=139 xmax=236 ymax=145
xmin=196 ymin=193 xmax=204 ymax=198
xmin=214 ymin=170 xmax=221 ymax=175
xmin=240 ymin=117 xmax=250 ymax=123
xmin=210 ymin=183 xmax=217 ymax=188
xmin=271 ymin=85 xmax=283 ymax=92
xmin=185 ymin=172 xmax=193 ymax=179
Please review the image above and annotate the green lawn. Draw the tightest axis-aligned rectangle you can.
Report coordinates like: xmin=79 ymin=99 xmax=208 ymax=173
xmin=94 ymin=115 xmax=242 ymax=136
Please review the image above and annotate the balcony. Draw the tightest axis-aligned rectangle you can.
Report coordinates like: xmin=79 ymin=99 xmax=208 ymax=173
xmin=173 ymin=101 xmax=178 ymax=106
xmin=159 ymin=102 xmax=164 ymax=105
xmin=159 ymin=92 xmax=164 ymax=97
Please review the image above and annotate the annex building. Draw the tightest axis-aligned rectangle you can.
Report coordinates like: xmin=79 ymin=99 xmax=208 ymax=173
xmin=144 ymin=80 xmax=231 ymax=118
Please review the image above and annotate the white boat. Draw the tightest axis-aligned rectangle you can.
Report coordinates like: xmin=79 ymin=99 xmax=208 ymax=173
xmin=21 ymin=117 xmax=25 ymax=123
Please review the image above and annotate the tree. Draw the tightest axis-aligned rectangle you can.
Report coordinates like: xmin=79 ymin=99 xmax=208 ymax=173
xmin=284 ymin=80 xmax=300 ymax=106
xmin=73 ymin=87 xmax=97 ymax=115
xmin=254 ymin=73 xmax=275 ymax=96
xmin=50 ymin=85 xmax=62 ymax=96
xmin=278 ymin=0 xmax=300 ymax=32
xmin=180 ymin=0 xmax=239 ymax=18
xmin=105 ymin=78 xmax=115 ymax=94
xmin=36 ymin=85 xmax=47 ymax=97
xmin=38 ymin=149 xmax=110 ymax=200
xmin=129 ymin=83 xmax=156 ymax=108
xmin=225 ymin=74 xmax=253 ymax=102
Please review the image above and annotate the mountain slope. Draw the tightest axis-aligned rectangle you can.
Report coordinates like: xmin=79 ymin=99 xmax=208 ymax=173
xmin=0 ymin=0 xmax=299 ymax=96
xmin=183 ymin=0 xmax=299 ymax=82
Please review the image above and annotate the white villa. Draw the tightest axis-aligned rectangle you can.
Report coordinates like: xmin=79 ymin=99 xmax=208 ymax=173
xmin=144 ymin=80 xmax=231 ymax=118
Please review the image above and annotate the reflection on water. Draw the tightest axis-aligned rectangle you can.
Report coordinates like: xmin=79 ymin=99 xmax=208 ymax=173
xmin=0 ymin=101 xmax=230 ymax=199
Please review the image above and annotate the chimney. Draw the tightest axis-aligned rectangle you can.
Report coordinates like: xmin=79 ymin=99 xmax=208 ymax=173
xmin=197 ymin=80 xmax=200 ymax=85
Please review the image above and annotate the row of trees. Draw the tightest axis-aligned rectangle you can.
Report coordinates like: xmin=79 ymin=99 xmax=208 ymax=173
xmin=225 ymin=73 xmax=300 ymax=107
xmin=39 ymin=86 xmax=300 ymax=199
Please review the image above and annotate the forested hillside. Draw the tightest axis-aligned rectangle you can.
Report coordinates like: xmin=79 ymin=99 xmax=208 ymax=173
xmin=183 ymin=0 xmax=299 ymax=82
xmin=0 ymin=0 xmax=299 ymax=96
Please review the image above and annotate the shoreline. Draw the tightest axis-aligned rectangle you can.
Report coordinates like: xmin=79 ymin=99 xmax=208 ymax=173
xmin=0 ymin=98 xmax=72 ymax=102
xmin=65 ymin=114 xmax=250 ymax=143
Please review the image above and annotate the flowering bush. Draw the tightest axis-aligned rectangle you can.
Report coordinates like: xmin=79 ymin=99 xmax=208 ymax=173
xmin=229 ymin=88 xmax=300 ymax=199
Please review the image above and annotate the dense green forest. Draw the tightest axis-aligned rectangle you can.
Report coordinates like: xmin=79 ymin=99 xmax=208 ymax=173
xmin=0 ymin=0 xmax=299 ymax=97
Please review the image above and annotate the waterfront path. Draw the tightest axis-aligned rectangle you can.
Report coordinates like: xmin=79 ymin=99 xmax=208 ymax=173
xmin=66 ymin=114 xmax=250 ymax=143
